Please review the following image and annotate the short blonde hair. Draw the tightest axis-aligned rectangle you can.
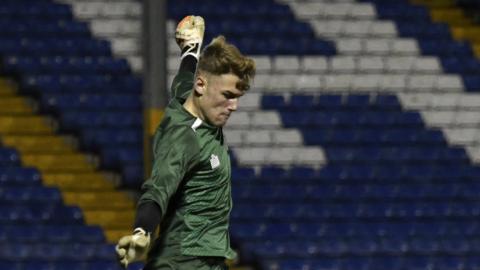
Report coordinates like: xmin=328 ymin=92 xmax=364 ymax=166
xmin=197 ymin=36 xmax=256 ymax=91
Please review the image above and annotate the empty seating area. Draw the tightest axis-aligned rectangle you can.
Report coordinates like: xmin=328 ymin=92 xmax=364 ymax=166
xmin=0 ymin=0 xmax=144 ymax=186
xmin=2 ymin=0 xmax=480 ymax=269
xmin=59 ymin=0 xmax=143 ymax=72
xmin=0 ymin=1 xmax=142 ymax=269
xmin=229 ymin=93 xmax=480 ymax=269
xmin=0 ymin=148 xmax=141 ymax=269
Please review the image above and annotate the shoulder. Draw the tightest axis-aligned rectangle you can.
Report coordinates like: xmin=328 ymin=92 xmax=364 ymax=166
xmin=153 ymin=119 xmax=201 ymax=151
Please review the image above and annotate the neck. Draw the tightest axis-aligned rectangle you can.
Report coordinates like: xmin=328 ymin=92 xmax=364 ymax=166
xmin=183 ymin=94 xmax=203 ymax=120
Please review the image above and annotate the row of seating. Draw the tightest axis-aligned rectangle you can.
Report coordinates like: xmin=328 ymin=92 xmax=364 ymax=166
xmin=202 ymin=20 xmax=314 ymax=37
xmin=325 ymin=146 xmax=468 ymax=162
xmin=310 ymin=20 xmax=453 ymax=40
xmin=250 ymin=74 xmax=464 ymax=92
xmin=0 ymin=167 xmax=41 ymax=185
xmin=262 ymin=256 xmax=480 ymax=270
xmin=232 ymin=183 xmax=479 ymax=201
xmin=262 ymin=94 xmax=401 ymax=109
xmin=398 ymin=93 xmax=480 ymax=109
xmin=301 ymin=128 xmax=445 ymax=145
xmin=246 ymin=56 xmax=448 ymax=74
xmin=231 ymin=202 xmax=480 ymax=220
xmin=220 ymin=36 xmax=336 ymax=55
xmin=0 ymin=20 xmax=89 ymax=37
xmin=230 ymin=165 xmax=480 ymax=182
xmin=41 ymin=94 xmax=142 ymax=111
xmin=0 ymin=225 xmax=105 ymax=242
xmin=22 ymin=74 xmax=142 ymax=94
xmin=231 ymin=221 xmax=480 ymax=239
xmin=246 ymin=238 xmax=480 ymax=257
xmin=227 ymin=111 xmax=424 ymax=129
xmin=247 ymin=55 xmax=480 ymax=75
xmin=4 ymin=56 xmax=130 ymax=74
xmin=0 ymin=205 xmax=83 ymax=224
xmin=0 ymin=187 xmax=61 ymax=202
xmin=0 ymin=2 xmax=72 ymax=19
xmin=68 ymin=1 xmax=142 ymax=20
xmin=169 ymin=1 xmax=293 ymax=19
xmin=280 ymin=112 xmax=423 ymax=127
xmin=0 ymin=243 xmax=117 ymax=260
xmin=0 ymin=38 xmax=111 ymax=56
xmin=60 ymin=111 xmax=142 ymax=130
xmin=0 ymin=260 xmax=142 ymax=270
xmin=331 ymin=38 xmax=472 ymax=57
xmin=289 ymin=2 xmax=376 ymax=19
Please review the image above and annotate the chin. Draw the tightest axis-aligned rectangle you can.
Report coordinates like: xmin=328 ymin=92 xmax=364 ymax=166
xmin=214 ymin=119 xmax=227 ymax=127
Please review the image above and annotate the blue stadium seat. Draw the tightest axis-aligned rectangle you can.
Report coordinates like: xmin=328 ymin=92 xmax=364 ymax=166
xmin=347 ymin=238 xmax=378 ymax=256
xmin=121 ymin=164 xmax=143 ymax=187
xmin=340 ymin=257 xmax=371 ymax=270
xmin=281 ymin=112 xmax=312 ymax=127
xmin=0 ymin=147 xmax=21 ymax=166
xmin=101 ymin=147 xmax=142 ymax=169
xmin=0 ymin=243 xmax=32 ymax=260
xmin=372 ymin=94 xmax=401 ymax=110
xmin=344 ymin=95 xmax=371 ymax=109
xmin=261 ymin=259 xmax=293 ymax=270
xmin=0 ymin=167 xmax=41 ymax=186
xmin=23 ymin=74 xmax=142 ymax=94
xmin=231 ymin=167 xmax=256 ymax=182
xmin=230 ymin=222 xmax=265 ymax=240
xmin=81 ymin=128 xmax=142 ymax=149
xmin=259 ymin=166 xmax=287 ymax=181
xmin=261 ymin=94 xmax=286 ymax=110
xmin=51 ymin=261 xmax=87 ymax=270
xmin=72 ymin=225 xmax=105 ymax=243
xmin=374 ymin=3 xmax=430 ymax=20
xmin=23 ymin=261 xmax=55 ymax=270
xmin=2 ymin=187 xmax=61 ymax=203
xmin=289 ymin=94 xmax=315 ymax=110
xmin=60 ymin=111 xmax=142 ymax=130
xmin=84 ymin=260 xmax=120 ymax=270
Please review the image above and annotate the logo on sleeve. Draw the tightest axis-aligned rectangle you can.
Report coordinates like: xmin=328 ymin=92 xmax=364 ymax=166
xmin=210 ymin=154 xmax=220 ymax=169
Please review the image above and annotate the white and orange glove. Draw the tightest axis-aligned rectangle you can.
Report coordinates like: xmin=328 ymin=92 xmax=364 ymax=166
xmin=115 ymin=228 xmax=151 ymax=268
xmin=175 ymin=15 xmax=205 ymax=60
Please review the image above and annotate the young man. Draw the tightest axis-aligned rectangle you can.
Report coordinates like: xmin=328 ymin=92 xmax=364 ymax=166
xmin=115 ymin=16 xmax=256 ymax=270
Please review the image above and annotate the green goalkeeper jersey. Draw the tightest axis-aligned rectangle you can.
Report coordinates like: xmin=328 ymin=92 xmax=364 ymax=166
xmin=139 ymin=71 xmax=237 ymax=260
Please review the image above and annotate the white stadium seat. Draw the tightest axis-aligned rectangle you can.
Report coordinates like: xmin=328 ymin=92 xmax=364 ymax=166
xmin=272 ymin=56 xmax=301 ymax=73
xmin=244 ymin=130 xmax=272 ymax=146
xmin=252 ymin=56 xmax=272 ymax=74
xmin=301 ymin=56 xmax=328 ymax=73
xmin=330 ymin=56 xmax=356 ymax=73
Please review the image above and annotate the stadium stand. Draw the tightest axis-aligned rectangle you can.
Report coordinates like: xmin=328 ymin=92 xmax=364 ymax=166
xmin=0 ymin=0 xmax=142 ymax=269
xmin=2 ymin=0 xmax=480 ymax=269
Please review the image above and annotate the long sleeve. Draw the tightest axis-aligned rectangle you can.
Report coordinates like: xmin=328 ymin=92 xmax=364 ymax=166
xmin=138 ymin=126 xmax=201 ymax=218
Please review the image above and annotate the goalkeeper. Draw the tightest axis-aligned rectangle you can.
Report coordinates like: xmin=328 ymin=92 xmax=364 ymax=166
xmin=116 ymin=15 xmax=255 ymax=270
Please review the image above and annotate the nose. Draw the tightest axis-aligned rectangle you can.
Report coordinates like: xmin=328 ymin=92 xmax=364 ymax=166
xmin=228 ymin=98 xmax=238 ymax=112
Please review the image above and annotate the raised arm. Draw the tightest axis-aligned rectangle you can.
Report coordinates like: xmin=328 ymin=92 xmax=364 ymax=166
xmin=170 ymin=15 xmax=205 ymax=100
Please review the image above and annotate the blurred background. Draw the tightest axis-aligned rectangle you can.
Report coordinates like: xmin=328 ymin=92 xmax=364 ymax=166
xmin=1 ymin=0 xmax=480 ymax=269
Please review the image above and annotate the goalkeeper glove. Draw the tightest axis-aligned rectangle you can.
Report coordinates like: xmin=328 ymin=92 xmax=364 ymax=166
xmin=175 ymin=15 xmax=205 ymax=60
xmin=115 ymin=228 xmax=151 ymax=268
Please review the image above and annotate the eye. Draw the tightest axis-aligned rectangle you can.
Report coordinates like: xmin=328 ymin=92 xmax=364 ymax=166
xmin=223 ymin=92 xmax=236 ymax=99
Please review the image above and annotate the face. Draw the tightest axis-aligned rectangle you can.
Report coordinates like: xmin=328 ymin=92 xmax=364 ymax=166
xmin=194 ymin=73 xmax=245 ymax=127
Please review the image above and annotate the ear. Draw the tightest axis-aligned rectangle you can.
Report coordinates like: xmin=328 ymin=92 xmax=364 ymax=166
xmin=194 ymin=75 xmax=207 ymax=96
